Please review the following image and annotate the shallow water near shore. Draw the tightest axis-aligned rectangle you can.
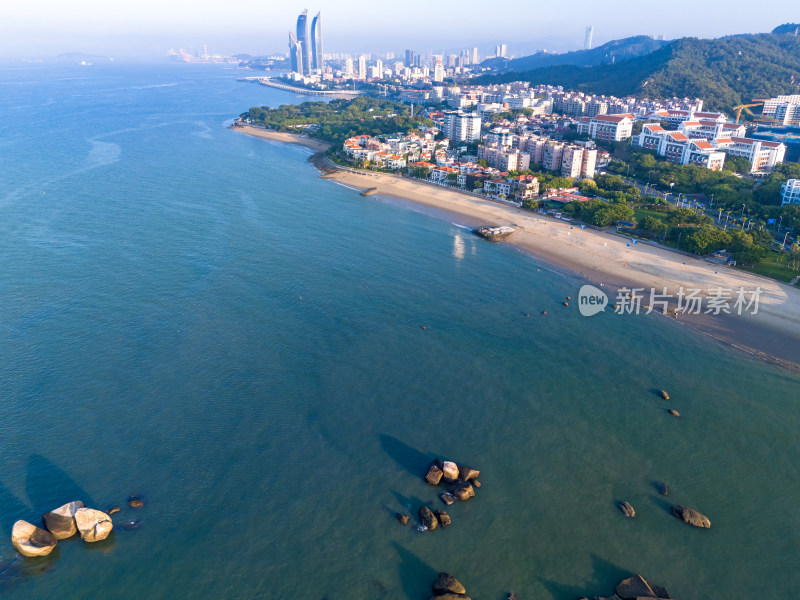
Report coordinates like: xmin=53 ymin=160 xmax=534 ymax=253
xmin=1 ymin=63 xmax=800 ymax=599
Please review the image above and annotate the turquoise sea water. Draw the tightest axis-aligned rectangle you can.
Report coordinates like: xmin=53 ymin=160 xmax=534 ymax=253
xmin=1 ymin=63 xmax=799 ymax=600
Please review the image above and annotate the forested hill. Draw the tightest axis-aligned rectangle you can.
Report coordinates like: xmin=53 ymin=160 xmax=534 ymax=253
xmin=476 ymin=27 xmax=800 ymax=111
xmin=482 ymin=36 xmax=668 ymax=72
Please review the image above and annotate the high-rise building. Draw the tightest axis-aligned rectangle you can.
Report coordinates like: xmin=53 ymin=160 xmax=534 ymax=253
xmin=344 ymin=57 xmax=354 ymax=78
xmin=447 ymin=54 xmax=457 ymax=68
xmin=296 ymin=9 xmax=311 ymax=76
xmin=584 ymin=26 xmax=594 ymax=50
xmin=433 ymin=58 xmax=445 ymax=83
xmin=405 ymin=49 xmax=416 ymax=67
xmin=500 ymin=44 xmax=508 ymax=58
xmin=443 ymin=110 xmax=482 ymax=142
xmin=472 ymin=47 xmax=479 ymax=64
xmin=311 ymin=12 xmax=323 ymax=72
xmin=357 ymin=55 xmax=366 ymax=79
xmin=288 ymin=32 xmax=303 ymax=75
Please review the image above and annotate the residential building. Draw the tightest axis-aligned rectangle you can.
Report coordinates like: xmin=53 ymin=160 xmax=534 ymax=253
xmin=561 ymin=146 xmax=584 ymax=178
xmin=357 ymin=55 xmax=366 ymax=79
xmin=580 ymin=148 xmax=597 ymax=178
xmin=577 ymin=114 xmax=635 ymax=141
xmin=781 ymin=179 xmax=800 ymax=205
xmin=443 ymin=110 xmax=482 ymax=142
xmin=543 ymin=141 xmax=565 ymax=171
xmin=433 ymin=59 xmax=444 ymax=83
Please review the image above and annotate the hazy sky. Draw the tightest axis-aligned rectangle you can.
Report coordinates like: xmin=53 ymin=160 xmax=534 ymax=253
xmin=1 ymin=0 xmax=798 ymax=59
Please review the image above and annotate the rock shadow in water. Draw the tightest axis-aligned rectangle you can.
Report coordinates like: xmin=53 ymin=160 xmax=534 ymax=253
xmin=539 ymin=554 xmax=632 ymax=600
xmin=25 ymin=454 xmax=94 ymax=515
xmin=379 ymin=435 xmax=434 ymax=478
xmin=0 ymin=481 xmax=31 ymax=536
xmin=391 ymin=542 xmax=438 ymax=600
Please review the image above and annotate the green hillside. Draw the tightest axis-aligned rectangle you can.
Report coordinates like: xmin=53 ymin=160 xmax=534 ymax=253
xmin=477 ymin=28 xmax=800 ymax=112
xmin=483 ymin=36 xmax=668 ymax=72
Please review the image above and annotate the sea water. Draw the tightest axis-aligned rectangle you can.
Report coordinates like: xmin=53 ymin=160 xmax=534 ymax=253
xmin=1 ymin=63 xmax=799 ymax=600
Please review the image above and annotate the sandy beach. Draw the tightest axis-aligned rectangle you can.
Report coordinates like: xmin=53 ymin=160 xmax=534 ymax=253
xmin=234 ymin=124 xmax=800 ymax=368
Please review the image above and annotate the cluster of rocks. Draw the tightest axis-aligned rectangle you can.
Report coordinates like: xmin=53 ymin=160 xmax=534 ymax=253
xmin=429 ymin=572 xmax=471 ymax=600
xmin=425 ymin=459 xmax=480 ymax=504
xmin=581 ymin=574 xmax=673 ymax=600
xmin=11 ymin=496 xmax=145 ymax=558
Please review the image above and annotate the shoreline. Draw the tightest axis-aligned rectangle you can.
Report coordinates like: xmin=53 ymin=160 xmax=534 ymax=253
xmin=232 ymin=124 xmax=800 ymax=371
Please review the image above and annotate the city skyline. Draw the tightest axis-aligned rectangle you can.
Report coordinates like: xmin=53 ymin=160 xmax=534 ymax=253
xmin=2 ymin=0 xmax=800 ymax=59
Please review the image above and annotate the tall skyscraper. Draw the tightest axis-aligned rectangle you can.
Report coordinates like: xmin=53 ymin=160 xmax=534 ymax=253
xmin=585 ymin=26 xmax=594 ymax=50
xmin=311 ymin=12 xmax=323 ymax=72
xmin=405 ymin=49 xmax=416 ymax=67
xmin=433 ymin=58 xmax=444 ymax=83
xmin=357 ymin=55 xmax=366 ymax=79
xmin=288 ymin=32 xmax=303 ymax=74
xmin=472 ymin=47 xmax=479 ymax=64
xmin=296 ymin=9 xmax=311 ymax=76
xmin=500 ymin=44 xmax=508 ymax=58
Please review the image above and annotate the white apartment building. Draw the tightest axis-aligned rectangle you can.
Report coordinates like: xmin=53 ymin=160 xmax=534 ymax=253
xmin=561 ymin=146 xmax=584 ymax=178
xmin=635 ymin=124 xmax=726 ymax=171
xmin=762 ymin=95 xmax=800 ymax=122
xmin=679 ymin=120 xmax=746 ymax=140
xmin=781 ymin=179 xmax=800 ymax=205
xmin=576 ymin=114 xmax=635 ymax=142
xmin=443 ymin=110 xmax=482 ymax=142
xmin=712 ymin=137 xmax=786 ymax=173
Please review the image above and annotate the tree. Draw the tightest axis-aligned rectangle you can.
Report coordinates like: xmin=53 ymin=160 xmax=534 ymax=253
xmin=728 ymin=230 xmax=768 ymax=265
xmin=639 ymin=215 xmax=668 ymax=237
xmin=722 ymin=155 xmax=752 ymax=174
xmin=681 ymin=226 xmax=731 ymax=255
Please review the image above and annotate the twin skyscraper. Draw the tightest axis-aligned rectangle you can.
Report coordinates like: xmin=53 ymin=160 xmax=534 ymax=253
xmin=289 ymin=9 xmax=323 ymax=76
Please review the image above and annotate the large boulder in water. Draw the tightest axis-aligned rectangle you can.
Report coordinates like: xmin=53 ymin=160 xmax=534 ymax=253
xmin=432 ymin=572 xmax=466 ymax=595
xmin=419 ymin=506 xmax=437 ymax=531
xmin=11 ymin=520 xmax=57 ymax=557
xmin=452 ymin=481 xmax=475 ymax=501
xmin=616 ymin=574 xmax=671 ymax=599
xmin=425 ymin=462 xmax=444 ymax=485
xmin=441 ymin=461 xmax=459 ymax=482
xmin=671 ymin=504 xmax=710 ymax=528
xmin=43 ymin=501 xmax=84 ymax=540
xmin=434 ymin=509 xmax=451 ymax=528
xmin=74 ymin=508 xmax=114 ymax=542
xmin=457 ymin=465 xmax=480 ymax=481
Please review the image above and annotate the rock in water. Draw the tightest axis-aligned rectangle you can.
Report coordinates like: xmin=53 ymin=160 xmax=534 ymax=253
xmin=434 ymin=509 xmax=451 ymax=528
xmin=419 ymin=506 xmax=437 ymax=531
xmin=425 ymin=462 xmax=444 ymax=485
xmin=473 ymin=480 xmax=482 ymax=488
xmin=441 ymin=461 xmax=459 ymax=482
xmin=42 ymin=501 xmax=85 ymax=539
xmin=618 ymin=501 xmax=636 ymax=518
xmin=671 ymin=504 xmax=711 ymax=528
xmin=106 ymin=506 xmax=121 ymax=515
xmin=615 ymin=575 xmax=658 ymax=599
xmin=128 ymin=496 xmax=145 ymax=508
xmin=396 ymin=513 xmax=410 ymax=525
xmin=668 ymin=409 xmax=680 ymax=417
xmin=116 ymin=520 xmax=142 ymax=531
xmin=657 ymin=481 xmax=670 ymax=496
xmin=474 ymin=226 xmax=514 ymax=242
xmin=452 ymin=481 xmax=475 ymax=501
xmin=432 ymin=572 xmax=466 ymax=595
xmin=11 ymin=520 xmax=57 ymax=557
xmin=659 ymin=389 xmax=670 ymax=400
xmin=457 ymin=466 xmax=480 ymax=481
xmin=440 ymin=493 xmax=455 ymax=506
xmin=74 ymin=508 xmax=114 ymax=542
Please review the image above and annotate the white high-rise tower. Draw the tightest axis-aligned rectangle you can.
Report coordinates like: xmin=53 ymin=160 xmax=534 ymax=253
xmin=584 ymin=26 xmax=594 ymax=50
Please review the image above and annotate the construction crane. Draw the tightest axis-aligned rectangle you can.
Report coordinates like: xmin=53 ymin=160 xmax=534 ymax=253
xmin=733 ymin=99 xmax=770 ymax=124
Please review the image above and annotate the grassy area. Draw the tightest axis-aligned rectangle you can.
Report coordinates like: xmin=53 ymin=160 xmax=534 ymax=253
xmin=633 ymin=207 xmax=668 ymax=223
xmin=737 ymin=249 xmax=799 ymax=283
